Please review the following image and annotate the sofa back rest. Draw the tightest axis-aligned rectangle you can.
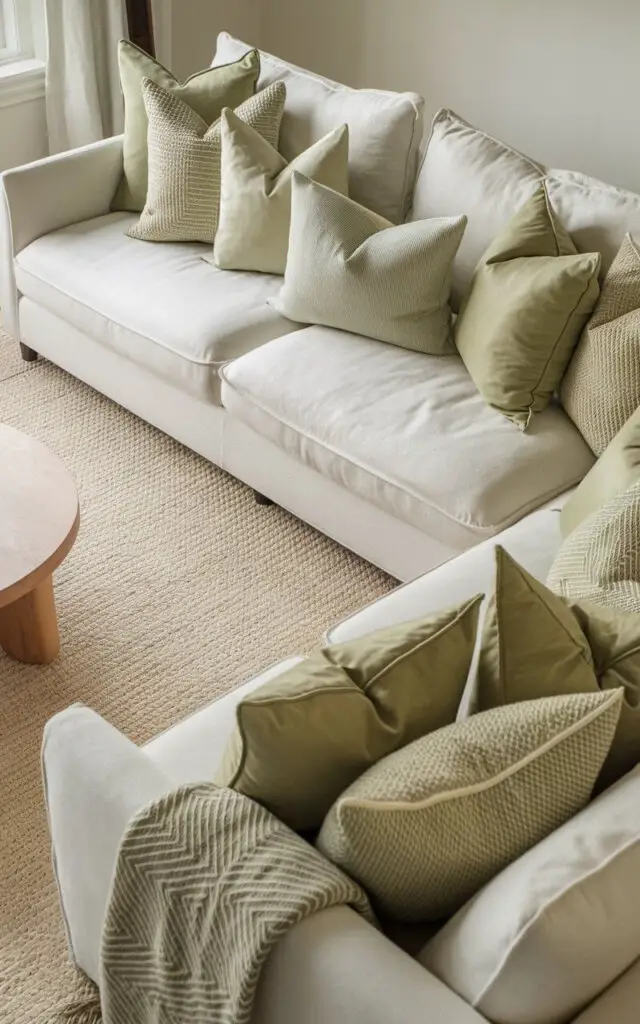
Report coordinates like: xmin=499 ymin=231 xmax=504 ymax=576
xmin=212 ymin=32 xmax=424 ymax=225
xmin=410 ymin=108 xmax=640 ymax=310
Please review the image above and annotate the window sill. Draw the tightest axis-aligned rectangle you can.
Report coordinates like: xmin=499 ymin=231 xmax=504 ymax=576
xmin=0 ymin=57 xmax=45 ymax=108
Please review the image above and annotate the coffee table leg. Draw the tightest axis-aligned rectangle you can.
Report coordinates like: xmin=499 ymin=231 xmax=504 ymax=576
xmin=0 ymin=576 xmax=60 ymax=664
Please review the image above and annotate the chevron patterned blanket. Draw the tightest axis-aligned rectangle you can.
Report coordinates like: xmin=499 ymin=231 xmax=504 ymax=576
xmin=94 ymin=783 xmax=374 ymax=1024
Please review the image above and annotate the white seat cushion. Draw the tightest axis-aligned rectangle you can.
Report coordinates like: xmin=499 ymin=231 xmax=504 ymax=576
xmin=14 ymin=212 xmax=299 ymax=404
xmin=220 ymin=327 xmax=594 ymax=552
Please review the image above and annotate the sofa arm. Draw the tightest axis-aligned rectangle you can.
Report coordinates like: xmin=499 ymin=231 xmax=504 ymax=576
xmin=0 ymin=135 xmax=123 ymax=337
xmin=42 ymin=704 xmax=174 ymax=985
xmin=255 ymin=905 xmax=486 ymax=1024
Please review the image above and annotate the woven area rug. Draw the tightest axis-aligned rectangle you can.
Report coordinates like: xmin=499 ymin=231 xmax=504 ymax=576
xmin=0 ymin=335 xmax=395 ymax=1023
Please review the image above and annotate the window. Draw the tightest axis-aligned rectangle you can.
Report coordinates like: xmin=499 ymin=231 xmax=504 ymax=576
xmin=0 ymin=0 xmax=43 ymax=66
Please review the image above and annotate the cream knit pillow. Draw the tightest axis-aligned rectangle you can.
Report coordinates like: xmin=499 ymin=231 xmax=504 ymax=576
xmin=561 ymin=234 xmax=640 ymax=455
xmin=211 ymin=110 xmax=349 ymax=274
xmin=128 ymin=79 xmax=286 ymax=244
xmin=271 ymin=173 xmax=467 ymax=353
xmin=317 ymin=691 xmax=622 ymax=922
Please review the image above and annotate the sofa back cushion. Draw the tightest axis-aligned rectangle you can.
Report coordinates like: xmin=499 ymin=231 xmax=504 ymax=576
xmin=420 ymin=764 xmax=640 ymax=1024
xmin=212 ymin=32 xmax=424 ymax=224
xmin=408 ymin=109 xmax=544 ymax=308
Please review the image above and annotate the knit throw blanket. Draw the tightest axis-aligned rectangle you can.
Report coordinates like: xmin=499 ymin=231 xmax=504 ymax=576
xmin=58 ymin=783 xmax=373 ymax=1024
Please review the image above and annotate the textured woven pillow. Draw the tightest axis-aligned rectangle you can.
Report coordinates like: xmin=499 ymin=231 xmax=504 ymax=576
xmin=215 ymin=596 xmax=482 ymax=831
xmin=211 ymin=110 xmax=349 ymax=274
xmin=270 ymin=173 xmax=467 ymax=354
xmin=560 ymin=234 xmax=640 ymax=455
xmin=113 ymin=40 xmax=259 ymax=213
xmin=128 ymin=79 xmax=285 ymax=244
xmin=455 ymin=184 xmax=601 ymax=430
xmin=476 ymin=546 xmax=640 ymax=789
xmin=560 ymin=407 xmax=640 ymax=538
xmin=317 ymin=690 xmax=622 ymax=922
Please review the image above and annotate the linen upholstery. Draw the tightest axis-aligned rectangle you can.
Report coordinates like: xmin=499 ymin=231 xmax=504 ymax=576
xmin=212 ymin=31 xmax=424 ymax=223
xmin=113 ymin=41 xmax=259 ymax=212
xmin=220 ymin=327 xmax=594 ymax=549
xmin=317 ymin=691 xmax=622 ymax=922
xmin=561 ymin=407 xmax=640 ymax=537
xmin=212 ymin=112 xmax=349 ymax=274
xmin=272 ymin=174 xmax=466 ymax=353
xmin=215 ymin=597 xmax=482 ymax=831
xmin=548 ymin=483 xmax=640 ymax=614
xmin=409 ymin=109 xmax=545 ymax=308
xmin=561 ymin=234 xmax=640 ymax=455
xmin=455 ymin=184 xmax=601 ymax=429
xmin=14 ymin=213 xmax=299 ymax=404
xmin=478 ymin=547 xmax=640 ymax=789
xmin=128 ymin=80 xmax=285 ymax=244
xmin=421 ymin=764 xmax=640 ymax=1024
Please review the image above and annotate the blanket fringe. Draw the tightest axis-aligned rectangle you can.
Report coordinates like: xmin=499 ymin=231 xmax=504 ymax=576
xmin=48 ymin=988 xmax=102 ymax=1024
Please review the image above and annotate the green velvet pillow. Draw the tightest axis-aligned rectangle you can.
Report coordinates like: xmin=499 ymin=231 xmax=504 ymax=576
xmin=455 ymin=184 xmax=601 ymax=430
xmin=112 ymin=40 xmax=259 ymax=212
xmin=560 ymin=407 xmax=640 ymax=538
xmin=215 ymin=596 xmax=483 ymax=831
xmin=475 ymin=546 xmax=640 ymax=789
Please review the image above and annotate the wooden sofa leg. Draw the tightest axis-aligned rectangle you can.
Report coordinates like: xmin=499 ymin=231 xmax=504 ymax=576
xmin=253 ymin=490 xmax=274 ymax=506
xmin=20 ymin=343 xmax=38 ymax=362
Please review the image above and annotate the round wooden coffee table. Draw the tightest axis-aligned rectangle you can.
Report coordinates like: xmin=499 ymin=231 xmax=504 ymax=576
xmin=0 ymin=425 xmax=79 ymax=664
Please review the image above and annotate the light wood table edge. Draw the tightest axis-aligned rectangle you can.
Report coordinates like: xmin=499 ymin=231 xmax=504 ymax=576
xmin=0 ymin=504 xmax=80 ymax=610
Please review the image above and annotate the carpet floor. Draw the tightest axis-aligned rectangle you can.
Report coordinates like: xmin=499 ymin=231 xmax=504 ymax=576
xmin=0 ymin=336 xmax=395 ymax=1022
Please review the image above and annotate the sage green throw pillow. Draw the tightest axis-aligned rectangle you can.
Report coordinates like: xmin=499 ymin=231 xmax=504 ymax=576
xmin=128 ymin=80 xmax=285 ymax=244
xmin=560 ymin=407 xmax=640 ymax=538
xmin=211 ymin=111 xmax=349 ymax=274
xmin=271 ymin=173 xmax=467 ymax=354
xmin=561 ymin=234 xmax=640 ymax=456
xmin=455 ymin=184 xmax=601 ymax=430
xmin=113 ymin=41 xmax=259 ymax=212
xmin=215 ymin=596 xmax=482 ymax=831
xmin=317 ymin=690 xmax=622 ymax=922
xmin=476 ymin=546 xmax=640 ymax=789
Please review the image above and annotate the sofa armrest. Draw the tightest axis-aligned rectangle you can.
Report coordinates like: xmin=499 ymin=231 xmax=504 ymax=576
xmin=255 ymin=905 xmax=486 ymax=1024
xmin=0 ymin=135 xmax=123 ymax=337
xmin=42 ymin=704 xmax=174 ymax=984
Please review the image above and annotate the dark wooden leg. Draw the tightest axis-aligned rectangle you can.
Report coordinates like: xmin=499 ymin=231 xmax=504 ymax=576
xmin=254 ymin=490 xmax=274 ymax=506
xmin=20 ymin=343 xmax=38 ymax=362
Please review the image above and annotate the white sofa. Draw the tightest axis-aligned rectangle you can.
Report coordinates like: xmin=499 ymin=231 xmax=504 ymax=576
xmin=43 ymin=506 xmax=640 ymax=1023
xmin=10 ymin=32 xmax=640 ymax=581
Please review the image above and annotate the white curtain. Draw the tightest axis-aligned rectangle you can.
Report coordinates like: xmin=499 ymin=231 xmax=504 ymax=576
xmin=45 ymin=0 xmax=128 ymax=154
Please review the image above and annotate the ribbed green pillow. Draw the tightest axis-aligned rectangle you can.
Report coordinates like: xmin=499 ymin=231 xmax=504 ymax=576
xmin=113 ymin=41 xmax=259 ymax=212
xmin=317 ymin=690 xmax=622 ymax=921
xmin=215 ymin=596 xmax=483 ymax=831
xmin=455 ymin=184 xmax=601 ymax=430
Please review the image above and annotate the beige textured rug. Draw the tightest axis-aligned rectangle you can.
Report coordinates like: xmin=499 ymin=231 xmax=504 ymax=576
xmin=0 ymin=336 xmax=395 ymax=1023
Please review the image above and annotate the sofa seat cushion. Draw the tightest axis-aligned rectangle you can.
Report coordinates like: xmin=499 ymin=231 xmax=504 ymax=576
xmin=14 ymin=212 xmax=299 ymax=403
xmin=219 ymin=327 xmax=594 ymax=550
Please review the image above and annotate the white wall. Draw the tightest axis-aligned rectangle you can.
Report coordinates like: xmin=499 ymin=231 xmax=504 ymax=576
xmin=0 ymin=96 xmax=48 ymax=170
xmin=260 ymin=0 xmax=640 ymax=193
xmin=170 ymin=0 xmax=261 ymax=79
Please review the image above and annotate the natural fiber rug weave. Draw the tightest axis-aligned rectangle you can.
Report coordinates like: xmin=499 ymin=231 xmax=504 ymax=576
xmin=0 ymin=335 xmax=395 ymax=1023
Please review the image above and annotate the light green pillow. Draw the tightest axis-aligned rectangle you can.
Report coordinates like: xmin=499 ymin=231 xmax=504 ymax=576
xmin=477 ymin=546 xmax=640 ymax=789
xmin=215 ymin=596 xmax=483 ymax=831
xmin=560 ymin=407 xmax=640 ymax=539
xmin=317 ymin=690 xmax=622 ymax=922
xmin=211 ymin=110 xmax=349 ymax=274
xmin=561 ymin=234 xmax=640 ymax=456
xmin=455 ymin=184 xmax=601 ymax=430
xmin=128 ymin=80 xmax=285 ymax=245
xmin=113 ymin=41 xmax=259 ymax=212
xmin=270 ymin=173 xmax=467 ymax=354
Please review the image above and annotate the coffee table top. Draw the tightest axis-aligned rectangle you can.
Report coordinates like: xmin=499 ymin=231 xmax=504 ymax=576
xmin=0 ymin=424 xmax=79 ymax=607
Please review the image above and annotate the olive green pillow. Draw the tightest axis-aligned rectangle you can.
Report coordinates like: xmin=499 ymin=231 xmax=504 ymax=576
xmin=476 ymin=546 xmax=640 ymax=788
xmin=561 ymin=234 xmax=640 ymax=456
xmin=113 ymin=40 xmax=259 ymax=212
xmin=317 ymin=690 xmax=622 ymax=922
xmin=455 ymin=184 xmax=601 ymax=430
xmin=560 ymin=407 xmax=640 ymax=538
xmin=215 ymin=596 xmax=483 ymax=831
